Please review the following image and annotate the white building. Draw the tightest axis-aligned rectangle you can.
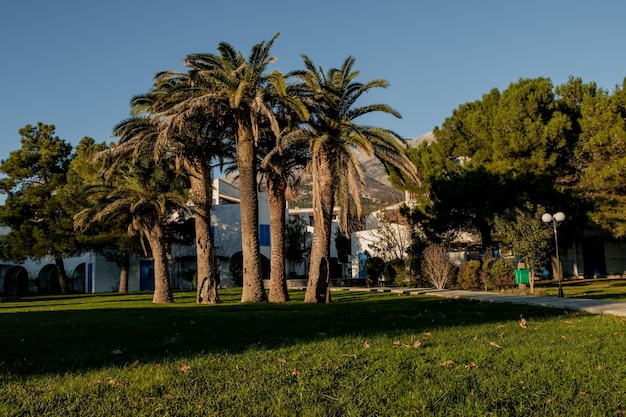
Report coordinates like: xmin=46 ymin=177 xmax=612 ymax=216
xmin=0 ymin=177 xmax=344 ymax=294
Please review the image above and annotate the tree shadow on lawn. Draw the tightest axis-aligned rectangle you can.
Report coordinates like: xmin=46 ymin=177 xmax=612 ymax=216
xmin=0 ymin=293 xmax=569 ymax=377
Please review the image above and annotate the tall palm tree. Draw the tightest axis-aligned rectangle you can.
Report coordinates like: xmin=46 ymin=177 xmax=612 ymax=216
xmin=131 ymin=72 xmax=235 ymax=304
xmin=181 ymin=34 xmax=307 ymax=302
xmin=292 ymin=56 xmax=418 ymax=303
xmin=79 ymin=118 xmax=191 ymax=303
xmin=259 ymin=109 xmax=310 ymax=302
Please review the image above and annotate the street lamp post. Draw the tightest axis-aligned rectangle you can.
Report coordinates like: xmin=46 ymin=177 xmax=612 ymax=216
xmin=542 ymin=212 xmax=565 ymax=297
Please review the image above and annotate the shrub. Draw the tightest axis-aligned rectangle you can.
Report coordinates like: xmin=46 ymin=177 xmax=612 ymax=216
xmin=488 ymin=257 xmax=515 ymax=290
xmin=385 ymin=258 xmax=408 ymax=287
xmin=457 ymin=260 xmax=481 ymax=290
xmin=422 ymin=244 xmax=454 ymax=289
xmin=364 ymin=256 xmax=385 ymax=287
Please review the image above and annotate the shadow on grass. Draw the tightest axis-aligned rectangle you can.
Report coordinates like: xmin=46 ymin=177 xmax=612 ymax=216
xmin=0 ymin=291 xmax=569 ymax=377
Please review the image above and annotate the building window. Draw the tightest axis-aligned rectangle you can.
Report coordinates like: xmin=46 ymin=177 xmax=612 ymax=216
xmin=259 ymin=224 xmax=270 ymax=246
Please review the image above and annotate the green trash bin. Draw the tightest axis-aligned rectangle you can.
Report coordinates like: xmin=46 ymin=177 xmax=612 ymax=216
xmin=514 ymin=268 xmax=530 ymax=285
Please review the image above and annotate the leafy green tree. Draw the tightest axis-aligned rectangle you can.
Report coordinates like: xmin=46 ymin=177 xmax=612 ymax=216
xmin=577 ymin=79 xmax=626 ymax=237
xmin=0 ymin=123 xmax=78 ymax=293
xmin=493 ymin=203 xmax=552 ymax=293
xmin=293 ymin=55 xmax=417 ymax=303
xmin=417 ymin=78 xmax=580 ymax=247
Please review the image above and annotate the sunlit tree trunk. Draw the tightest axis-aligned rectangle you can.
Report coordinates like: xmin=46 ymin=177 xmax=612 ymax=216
xmin=191 ymin=162 xmax=220 ymax=304
xmin=305 ymin=151 xmax=334 ymax=303
xmin=268 ymin=172 xmax=289 ymax=302
xmin=237 ymin=125 xmax=266 ymax=302
xmin=119 ymin=251 xmax=129 ymax=294
xmin=147 ymin=225 xmax=174 ymax=304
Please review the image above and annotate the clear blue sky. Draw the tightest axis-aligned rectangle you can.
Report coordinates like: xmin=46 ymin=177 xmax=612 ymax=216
xmin=1 ymin=0 xmax=625 ymax=162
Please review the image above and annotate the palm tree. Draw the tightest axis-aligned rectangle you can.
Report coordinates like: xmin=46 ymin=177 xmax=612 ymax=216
xmin=292 ymin=56 xmax=418 ymax=303
xmin=78 ymin=118 xmax=190 ymax=303
xmin=259 ymin=110 xmax=310 ymax=302
xmin=131 ymin=72 xmax=235 ymax=304
xmin=181 ymin=34 xmax=307 ymax=302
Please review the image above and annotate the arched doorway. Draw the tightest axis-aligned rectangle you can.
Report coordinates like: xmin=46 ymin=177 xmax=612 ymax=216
xmin=70 ymin=263 xmax=86 ymax=294
xmin=3 ymin=266 xmax=29 ymax=295
xmin=37 ymin=264 xmax=61 ymax=294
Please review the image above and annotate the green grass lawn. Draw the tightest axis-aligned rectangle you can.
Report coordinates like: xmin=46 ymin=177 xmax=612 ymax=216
xmin=536 ymin=277 xmax=626 ymax=300
xmin=1 ymin=288 xmax=626 ymax=416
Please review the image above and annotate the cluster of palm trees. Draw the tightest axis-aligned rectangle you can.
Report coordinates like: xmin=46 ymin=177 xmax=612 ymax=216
xmin=87 ymin=34 xmax=417 ymax=304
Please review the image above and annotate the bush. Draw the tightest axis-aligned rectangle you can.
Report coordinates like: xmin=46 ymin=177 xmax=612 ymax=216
xmin=364 ymin=256 xmax=385 ymax=287
xmin=456 ymin=260 xmax=481 ymax=290
xmin=385 ymin=258 xmax=408 ymax=287
xmin=422 ymin=244 xmax=454 ymax=289
xmin=488 ymin=257 xmax=515 ymax=290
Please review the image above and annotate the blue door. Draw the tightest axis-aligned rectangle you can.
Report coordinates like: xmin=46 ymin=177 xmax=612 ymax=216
xmin=140 ymin=260 xmax=155 ymax=291
xmin=87 ymin=263 xmax=93 ymax=293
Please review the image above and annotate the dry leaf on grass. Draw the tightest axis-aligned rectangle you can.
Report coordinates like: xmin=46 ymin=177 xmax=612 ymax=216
xmin=108 ymin=379 xmax=128 ymax=388
xmin=179 ymin=364 xmax=191 ymax=372
xmin=519 ymin=317 xmax=528 ymax=328
xmin=363 ymin=340 xmax=370 ymax=349
xmin=413 ymin=340 xmax=422 ymax=349
xmin=292 ymin=370 xmax=301 ymax=376
xmin=441 ymin=360 xmax=455 ymax=367
xmin=464 ymin=362 xmax=478 ymax=370
xmin=489 ymin=341 xmax=503 ymax=349
xmin=129 ymin=359 xmax=140 ymax=368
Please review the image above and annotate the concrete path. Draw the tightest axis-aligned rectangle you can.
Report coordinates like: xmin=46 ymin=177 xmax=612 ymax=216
xmin=331 ymin=287 xmax=626 ymax=317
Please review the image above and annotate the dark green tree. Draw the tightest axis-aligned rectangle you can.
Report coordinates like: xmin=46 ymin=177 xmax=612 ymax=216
xmin=493 ymin=203 xmax=552 ymax=293
xmin=414 ymin=78 xmax=580 ymax=248
xmin=577 ymin=79 xmax=626 ymax=237
xmin=0 ymin=123 xmax=77 ymax=293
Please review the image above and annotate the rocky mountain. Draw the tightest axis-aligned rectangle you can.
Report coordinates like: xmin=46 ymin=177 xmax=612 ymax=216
xmin=289 ymin=132 xmax=434 ymax=210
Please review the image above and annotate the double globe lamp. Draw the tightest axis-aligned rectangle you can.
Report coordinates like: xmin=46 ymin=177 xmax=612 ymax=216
xmin=542 ymin=212 xmax=565 ymax=297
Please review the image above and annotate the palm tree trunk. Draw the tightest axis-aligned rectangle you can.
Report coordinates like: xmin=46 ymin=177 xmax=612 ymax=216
xmin=119 ymin=250 xmax=129 ymax=294
xmin=305 ymin=151 xmax=334 ymax=303
xmin=54 ymin=254 xmax=69 ymax=294
xmin=147 ymin=225 xmax=174 ymax=304
xmin=237 ymin=125 xmax=267 ymax=302
xmin=190 ymin=163 xmax=220 ymax=304
xmin=268 ymin=172 xmax=289 ymax=302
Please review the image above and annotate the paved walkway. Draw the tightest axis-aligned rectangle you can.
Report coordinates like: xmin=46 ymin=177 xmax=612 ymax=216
xmin=332 ymin=287 xmax=626 ymax=317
